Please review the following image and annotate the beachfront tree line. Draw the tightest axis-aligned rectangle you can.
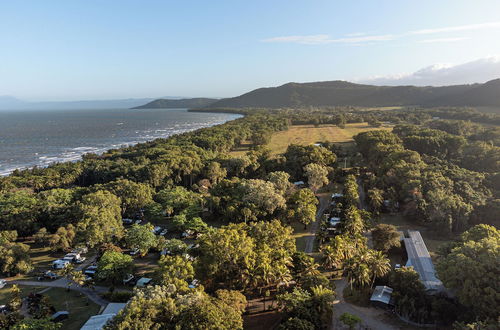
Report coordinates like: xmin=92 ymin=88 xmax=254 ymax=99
xmin=0 ymin=112 xmax=341 ymax=329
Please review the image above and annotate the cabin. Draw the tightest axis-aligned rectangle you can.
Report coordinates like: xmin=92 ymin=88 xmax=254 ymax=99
xmin=403 ymin=230 xmax=445 ymax=294
xmin=370 ymin=286 xmax=394 ymax=309
xmin=80 ymin=303 xmax=127 ymax=330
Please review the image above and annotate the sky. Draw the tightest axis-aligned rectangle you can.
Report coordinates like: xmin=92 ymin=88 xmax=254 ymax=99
xmin=1 ymin=0 xmax=500 ymax=101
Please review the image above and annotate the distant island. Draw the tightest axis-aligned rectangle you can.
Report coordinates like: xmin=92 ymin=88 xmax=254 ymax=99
xmin=133 ymin=98 xmax=218 ymax=109
xmin=135 ymin=79 xmax=500 ymax=110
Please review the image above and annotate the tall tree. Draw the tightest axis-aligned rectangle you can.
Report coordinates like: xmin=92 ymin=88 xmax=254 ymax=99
xmin=97 ymin=251 xmax=134 ymax=284
xmin=125 ymin=223 xmax=157 ymax=256
xmin=371 ymin=224 xmax=401 ymax=252
xmin=288 ymin=188 xmax=318 ymax=229
xmin=155 ymin=255 xmax=194 ymax=291
xmin=367 ymin=188 xmax=384 ymax=213
xmin=303 ymin=163 xmax=329 ymax=192
xmin=436 ymin=225 xmax=499 ymax=320
xmin=76 ymin=190 xmax=123 ymax=248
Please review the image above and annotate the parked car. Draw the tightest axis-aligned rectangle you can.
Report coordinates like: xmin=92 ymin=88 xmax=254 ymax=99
xmin=0 ymin=305 xmax=7 ymax=314
xmin=52 ymin=259 xmax=70 ymax=269
xmin=75 ymin=257 xmax=86 ymax=264
xmin=181 ymin=230 xmax=194 ymax=238
xmin=72 ymin=247 xmax=88 ymax=254
xmin=188 ymin=279 xmax=199 ymax=289
xmin=44 ymin=271 xmax=59 ymax=280
xmin=123 ymin=274 xmax=135 ymax=285
xmin=134 ymin=219 xmax=142 ymax=225
xmin=153 ymin=226 xmax=162 ymax=235
xmin=129 ymin=248 xmax=140 ymax=256
xmin=159 ymin=229 xmax=168 ymax=236
xmin=135 ymin=277 xmax=152 ymax=287
xmin=63 ymin=253 xmax=80 ymax=262
xmin=0 ymin=279 xmax=7 ymax=289
xmin=122 ymin=218 xmax=134 ymax=225
xmin=51 ymin=311 xmax=69 ymax=322
xmin=84 ymin=265 xmax=98 ymax=277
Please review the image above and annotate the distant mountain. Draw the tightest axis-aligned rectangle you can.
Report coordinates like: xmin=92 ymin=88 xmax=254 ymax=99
xmin=207 ymin=80 xmax=500 ymax=108
xmin=0 ymin=97 xmax=158 ymax=110
xmin=133 ymin=98 xmax=218 ymax=109
xmin=0 ymin=95 xmax=25 ymax=109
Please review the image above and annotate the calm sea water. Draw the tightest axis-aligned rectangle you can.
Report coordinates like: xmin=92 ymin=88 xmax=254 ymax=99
xmin=0 ymin=108 xmax=242 ymax=176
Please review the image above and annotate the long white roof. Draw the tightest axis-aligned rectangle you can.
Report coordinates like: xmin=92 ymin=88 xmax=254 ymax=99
xmin=403 ymin=230 xmax=444 ymax=293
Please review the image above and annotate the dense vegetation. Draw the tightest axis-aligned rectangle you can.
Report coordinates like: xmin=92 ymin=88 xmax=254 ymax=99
xmin=0 ymin=106 xmax=498 ymax=329
xmin=133 ymin=97 xmax=217 ymax=109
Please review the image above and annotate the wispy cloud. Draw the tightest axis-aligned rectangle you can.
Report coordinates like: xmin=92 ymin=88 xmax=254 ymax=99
xmin=261 ymin=34 xmax=393 ymax=45
xmin=263 ymin=21 xmax=500 ymax=45
xmin=419 ymin=37 xmax=468 ymax=43
xmin=359 ymin=56 xmax=500 ymax=86
xmin=411 ymin=21 xmax=500 ymax=35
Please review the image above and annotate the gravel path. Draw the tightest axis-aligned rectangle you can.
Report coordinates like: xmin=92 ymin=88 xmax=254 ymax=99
xmin=331 ymin=278 xmax=399 ymax=330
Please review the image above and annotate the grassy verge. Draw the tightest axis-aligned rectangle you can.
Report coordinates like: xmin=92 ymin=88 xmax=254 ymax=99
xmin=343 ymin=286 xmax=371 ymax=307
xmin=44 ymin=287 xmax=100 ymax=330
xmin=0 ymin=284 xmax=46 ymax=305
xmin=0 ymin=285 xmax=99 ymax=330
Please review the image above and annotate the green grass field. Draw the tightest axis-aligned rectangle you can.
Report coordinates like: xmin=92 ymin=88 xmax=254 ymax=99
xmin=379 ymin=214 xmax=452 ymax=259
xmin=0 ymin=284 xmax=46 ymax=305
xmin=45 ymin=287 xmax=100 ymax=330
xmin=0 ymin=284 xmax=100 ymax=330
xmin=231 ymin=122 xmax=392 ymax=156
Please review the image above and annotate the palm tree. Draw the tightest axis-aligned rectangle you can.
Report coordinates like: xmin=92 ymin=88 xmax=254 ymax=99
xmin=60 ymin=264 xmax=75 ymax=291
xmin=367 ymin=188 xmax=384 ymax=213
xmin=342 ymin=206 xmax=365 ymax=237
xmin=321 ymin=244 xmax=339 ymax=270
xmin=345 ymin=258 xmax=371 ymax=290
xmin=310 ymin=285 xmax=336 ymax=323
xmin=71 ymin=270 xmax=87 ymax=288
xmin=367 ymin=250 xmax=391 ymax=289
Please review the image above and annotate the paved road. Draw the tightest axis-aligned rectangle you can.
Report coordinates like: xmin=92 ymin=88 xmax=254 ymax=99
xmin=304 ymin=194 xmax=330 ymax=253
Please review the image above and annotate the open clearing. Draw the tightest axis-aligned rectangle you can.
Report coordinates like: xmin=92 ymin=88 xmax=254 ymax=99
xmin=379 ymin=213 xmax=452 ymax=260
xmin=0 ymin=285 xmax=99 ymax=330
xmin=231 ymin=123 xmax=392 ymax=156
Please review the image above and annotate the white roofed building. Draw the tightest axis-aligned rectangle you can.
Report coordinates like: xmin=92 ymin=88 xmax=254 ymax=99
xmin=403 ymin=230 xmax=445 ymax=293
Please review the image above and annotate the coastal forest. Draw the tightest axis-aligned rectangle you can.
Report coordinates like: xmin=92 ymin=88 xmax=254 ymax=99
xmin=0 ymin=106 xmax=498 ymax=329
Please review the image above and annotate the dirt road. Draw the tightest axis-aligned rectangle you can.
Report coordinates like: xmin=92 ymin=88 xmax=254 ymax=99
xmin=331 ymin=279 xmax=404 ymax=330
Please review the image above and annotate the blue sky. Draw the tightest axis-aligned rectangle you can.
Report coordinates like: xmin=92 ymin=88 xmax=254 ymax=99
xmin=1 ymin=0 xmax=500 ymax=100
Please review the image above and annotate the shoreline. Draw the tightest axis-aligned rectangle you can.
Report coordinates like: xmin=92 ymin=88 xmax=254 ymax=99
xmin=1 ymin=110 xmax=243 ymax=177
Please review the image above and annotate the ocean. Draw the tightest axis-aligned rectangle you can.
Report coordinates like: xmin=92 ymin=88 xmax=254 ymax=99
xmin=0 ymin=108 xmax=242 ymax=176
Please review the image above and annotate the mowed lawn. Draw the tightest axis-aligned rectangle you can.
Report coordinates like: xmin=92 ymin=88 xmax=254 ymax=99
xmin=232 ymin=123 xmax=392 ymax=156
xmin=45 ymin=287 xmax=101 ymax=330
xmin=0 ymin=284 xmax=100 ymax=330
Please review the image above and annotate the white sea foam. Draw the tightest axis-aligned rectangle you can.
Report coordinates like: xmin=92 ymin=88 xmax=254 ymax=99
xmin=0 ymin=111 xmax=242 ymax=176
